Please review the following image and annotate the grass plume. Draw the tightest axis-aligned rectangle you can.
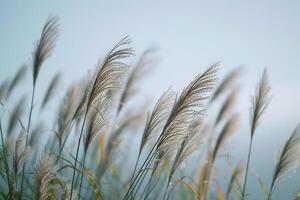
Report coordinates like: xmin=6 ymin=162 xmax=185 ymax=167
xmin=242 ymin=68 xmax=271 ymax=200
xmin=268 ymin=125 xmax=300 ymax=199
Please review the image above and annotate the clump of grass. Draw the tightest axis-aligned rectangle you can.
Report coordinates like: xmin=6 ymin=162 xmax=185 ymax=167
xmin=0 ymin=14 xmax=299 ymax=200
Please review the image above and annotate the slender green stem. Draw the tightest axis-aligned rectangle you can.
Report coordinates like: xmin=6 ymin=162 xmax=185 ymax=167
xmin=55 ymin=122 xmax=76 ymax=164
xmin=20 ymin=84 xmax=36 ymax=200
xmin=124 ymin=153 xmax=153 ymax=200
xmin=162 ymin=183 xmax=170 ymax=200
xmin=78 ymin=151 xmax=87 ymax=199
xmin=267 ymin=192 xmax=271 ymax=200
xmin=202 ymin=160 xmax=214 ymax=200
xmin=123 ymin=155 xmax=153 ymax=199
xmin=129 ymin=152 xmax=141 ymax=187
xmin=123 ymin=133 xmax=162 ymax=200
xmin=126 ymin=152 xmax=142 ymax=200
xmin=267 ymin=182 xmax=274 ymax=200
xmin=141 ymin=176 xmax=152 ymax=200
xmin=143 ymin=170 xmax=160 ymax=200
xmin=241 ymin=138 xmax=253 ymax=200
xmin=127 ymin=152 xmax=157 ymax=200
xmin=70 ymin=111 xmax=88 ymax=200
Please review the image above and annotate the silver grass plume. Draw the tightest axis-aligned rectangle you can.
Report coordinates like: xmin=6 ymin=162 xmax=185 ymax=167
xmin=269 ymin=124 xmax=300 ymax=195
xmin=226 ymin=162 xmax=245 ymax=200
xmin=157 ymin=63 xmax=219 ymax=155
xmin=84 ymin=101 xmax=108 ymax=153
xmin=250 ymin=68 xmax=271 ymax=137
xmin=41 ymin=72 xmax=61 ymax=109
xmin=32 ymin=16 xmax=59 ymax=85
xmin=12 ymin=128 xmax=31 ymax=177
xmin=72 ymin=37 xmax=133 ymax=198
xmin=86 ymin=36 xmax=134 ymax=112
xmin=139 ymin=88 xmax=175 ymax=153
xmin=35 ymin=153 xmax=57 ymax=200
xmin=242 ymin=68 xmax=271 ymax=200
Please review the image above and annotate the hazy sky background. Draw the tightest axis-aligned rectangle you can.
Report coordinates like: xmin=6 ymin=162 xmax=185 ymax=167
xmin=1 ymin=1 xmax=300 ymax=199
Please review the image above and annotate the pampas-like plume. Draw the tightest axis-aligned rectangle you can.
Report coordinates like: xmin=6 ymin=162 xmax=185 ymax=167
xmin=12 ymin=129 xmax=31 ymax=177
xmin=226 ymin=162 xmax=245 ymax=200
xmin=35 ymin=153 xmax=57 ymax=200
xmin=84 ymin=101 xmax=108 ymax=153
xmin=41 ymin=72 xmax=61 ymax=109
xmin=118 ymin=48 xmax=158 ymax=113
xmin=7 ymin=64 xmax=28 ymax=99
xmin=157 ymin=63 xmax=219 ymax=154
xmin=86 ymin=36 xmax=134 ymax=112
xmin=139 ymin=89 xmax=175 ymax=154
xmin=211 ymin=67 xmax=241 ymax=102
xmin=71 ymin=36 xmax=133 ymax=199
xmin=242 ymin=68 xmax=271 ymax=200
xmin=250 ymin=68 xmax=271 ymax=137
xmin=21 ymin=16 xmax=59 ymax=198
xmin=269 ymin=124 xmax=300 ymax=198
xmin=32 ymin=16 xmax=59 ymax=85
xmin=7 ymin=95 xmax=27 ymax=135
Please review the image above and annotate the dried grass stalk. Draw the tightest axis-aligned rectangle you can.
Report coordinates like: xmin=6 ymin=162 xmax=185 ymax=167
xmin=269 ymin=124 xmax=300 ymax=195
xmin=35 ymin=153 xmax=57 ymax=200
xmin=32 ymin=16 xmax=59 ymax=85
xmin=250 ymin=68 xmax=271 ymax=137
xmin=157 ymin=63 xmax=219 ymax=155
xmin=12 ymin=129 xmax=31 ymax=176
xmin=86 ymin=36 xmax=134 ymax=112
xmin=139 ymin=88 xmax=175 ymax=153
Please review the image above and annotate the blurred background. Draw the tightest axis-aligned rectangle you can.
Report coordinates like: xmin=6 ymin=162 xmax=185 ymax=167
xmin=1 ymin=1 xmax=300 ymax=199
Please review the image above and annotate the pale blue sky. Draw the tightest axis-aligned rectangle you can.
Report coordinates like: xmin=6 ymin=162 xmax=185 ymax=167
xmin=1 ymin=1 xmax=300 ymax=199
